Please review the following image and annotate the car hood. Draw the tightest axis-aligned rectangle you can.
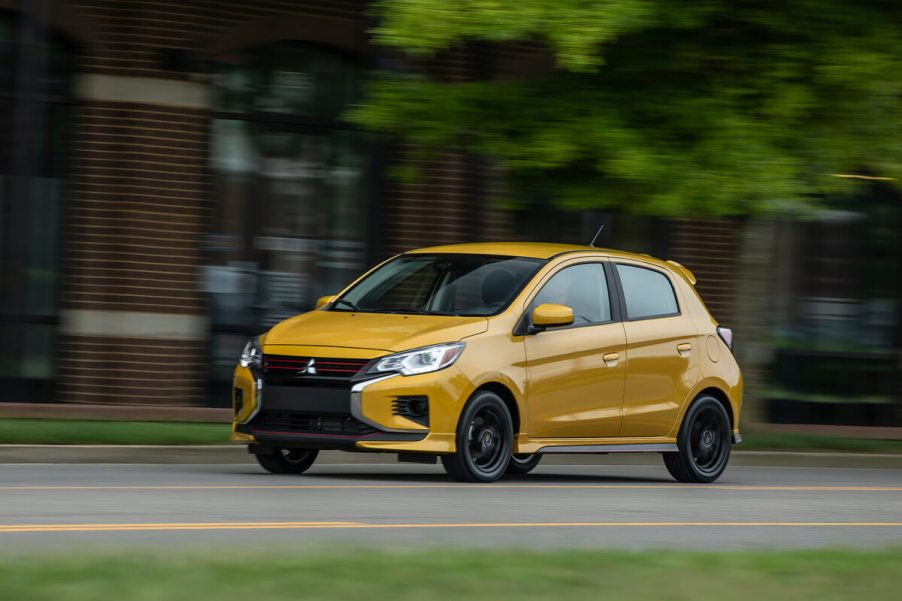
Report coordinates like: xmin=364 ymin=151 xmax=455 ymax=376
xmin=261 ymin=310 xmax=489 ymax=353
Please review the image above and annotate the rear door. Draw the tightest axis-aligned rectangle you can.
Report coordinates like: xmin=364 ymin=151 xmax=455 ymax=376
xmin=524 ymin=261 xmax=627 ymax=438
xmin=614 ymin=261 xmax=700 ymax=437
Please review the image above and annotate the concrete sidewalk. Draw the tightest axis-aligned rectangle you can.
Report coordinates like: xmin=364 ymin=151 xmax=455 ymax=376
xmin=2 ymin=445 xmax=902 ymax=468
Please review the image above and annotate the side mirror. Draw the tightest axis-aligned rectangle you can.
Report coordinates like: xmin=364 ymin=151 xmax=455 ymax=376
xmin=531 ymin=303 xmax=574 ymax=330
xmin=315 ymin=295 xmax=337 ymax=310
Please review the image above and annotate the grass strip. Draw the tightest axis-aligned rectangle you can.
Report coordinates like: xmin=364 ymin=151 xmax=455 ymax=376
xmin=0 ymin=548 xmax=901 ymax=601
xmin=741 ymin=430 xmax=902 ymax=453
xmin=1 ymin=418 xmax=901 ymax=454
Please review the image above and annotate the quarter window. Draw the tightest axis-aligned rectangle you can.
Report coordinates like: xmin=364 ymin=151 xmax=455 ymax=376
xmin=616 ymin=264 xmax=679 ymax=319
xmin=533 ymin=263 xmax=611 ymax=325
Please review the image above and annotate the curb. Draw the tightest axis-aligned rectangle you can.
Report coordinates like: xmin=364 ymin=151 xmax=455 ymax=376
xmin=2 ymin=445 xmax=902 ymax=467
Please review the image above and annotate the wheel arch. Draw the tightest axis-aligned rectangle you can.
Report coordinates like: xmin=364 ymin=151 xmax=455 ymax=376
xmin=472 ymin=381 xmax=521 ymax=435
xmin=670 ymin=378 xmax=740 ymax=438
xmin=696 ymin=386 xmax=734 ymax=431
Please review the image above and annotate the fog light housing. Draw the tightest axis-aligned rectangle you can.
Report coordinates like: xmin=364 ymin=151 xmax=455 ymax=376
xmin=233 ymin=387 xmax=244 ymax=417
xmin=391 ymin=395 xmax=429 ymax=426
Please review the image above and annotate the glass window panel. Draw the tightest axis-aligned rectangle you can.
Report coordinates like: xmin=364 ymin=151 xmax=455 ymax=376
xmin=213 ymin=43 xmax=361 ymax=118
xmin=0 ymin=17 xmax=14 ymax=91
xmin=21 ymin=323 xmax=56 ymax=379
xmin=0 ymin=15 xmax=70 ymax=386
xmin=617 ymin=264 xmax=679 ymax=319
xmin=533 ymin=263 xmax=611 ymax=325
xmin=207 ymin=45 xmax=370 ymax=338
xmin=24 ymin=177 xmax=62 ymax=315
xmin=336 ymin=255 xmax=544 ymax=316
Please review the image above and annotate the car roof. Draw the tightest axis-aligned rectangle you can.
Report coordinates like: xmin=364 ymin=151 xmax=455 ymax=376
xmin=406 ymin=241 xmax=654 ymax=262
xmin=404 ymin=242 xmax=696 ymax=284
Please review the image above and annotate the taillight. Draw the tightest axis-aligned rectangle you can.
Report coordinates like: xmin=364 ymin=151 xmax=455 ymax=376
xmin=716 ymin=326 xmax=733 ymax=351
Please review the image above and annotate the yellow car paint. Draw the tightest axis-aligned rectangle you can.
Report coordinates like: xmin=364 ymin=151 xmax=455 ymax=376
xmin=231 ymin=242 xmax=742 ymax=463
xmin=531 ymin=303 xmax=575 ymax=327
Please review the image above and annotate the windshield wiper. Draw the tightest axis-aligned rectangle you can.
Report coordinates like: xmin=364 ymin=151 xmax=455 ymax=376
xmin=331 ymin=299 xmax=359 ymax=311
xmin=370 ymin=307 xmax=445 ymax=315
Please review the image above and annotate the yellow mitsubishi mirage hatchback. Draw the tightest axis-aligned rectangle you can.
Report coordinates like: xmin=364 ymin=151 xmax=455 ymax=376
xmin=231 ymin=242 xmax=742 ymax=483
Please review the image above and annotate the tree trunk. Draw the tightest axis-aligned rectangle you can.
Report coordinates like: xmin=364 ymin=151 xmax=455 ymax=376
xmin=732 ymin=218 xmax=778 ymax=426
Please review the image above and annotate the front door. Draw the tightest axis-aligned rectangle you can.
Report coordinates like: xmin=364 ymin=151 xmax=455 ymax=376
xmin=524 ymin=262 xmax=627 ymax=438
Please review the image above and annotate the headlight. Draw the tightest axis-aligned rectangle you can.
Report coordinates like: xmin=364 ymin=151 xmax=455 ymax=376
xmin=239 ymin=337 xmax=262 ymax=369
xmin=368 ymin=342 xmax=464 ymax=376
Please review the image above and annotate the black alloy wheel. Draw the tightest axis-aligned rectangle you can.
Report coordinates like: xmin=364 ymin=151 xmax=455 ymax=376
xmin=255 ymin=448 xmax=319 ymax=474
xmin=441 ymin=391 xmax=513 ymax=482
xmin=506 ymin=453 xmax=542 ymax=475
xmin=663 ymin=395 xmax=731 ymax=483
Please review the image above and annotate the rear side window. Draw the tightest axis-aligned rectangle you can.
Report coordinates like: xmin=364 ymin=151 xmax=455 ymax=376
xmin=616 ymin=264 xmax=679 ymax=320
xmin=532 ymin=263 xmax=611 ymax=325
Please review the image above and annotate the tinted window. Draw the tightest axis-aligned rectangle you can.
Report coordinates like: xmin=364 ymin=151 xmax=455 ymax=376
xmin=334 ymin=254 xmax=544 ymax=316
xmin=533 ymin=263 xmax=611 ymax=325
xmin=616 ymin=264 xmax=679 ymax=319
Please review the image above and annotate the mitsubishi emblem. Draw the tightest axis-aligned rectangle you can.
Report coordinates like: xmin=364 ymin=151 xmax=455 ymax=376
xmin=297 ymin=358 xmax=317 ymax=376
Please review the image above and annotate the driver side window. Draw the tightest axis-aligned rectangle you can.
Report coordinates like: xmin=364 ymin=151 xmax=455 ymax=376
xmin=532 ymin=263 xmax=611 ymax=326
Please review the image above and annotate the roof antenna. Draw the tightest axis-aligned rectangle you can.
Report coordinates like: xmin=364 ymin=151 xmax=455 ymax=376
xmin=589 ymin=224 xmax=605 ymax=247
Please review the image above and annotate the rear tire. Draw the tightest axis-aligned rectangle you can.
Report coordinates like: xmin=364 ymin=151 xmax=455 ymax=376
xmin=663 ymin=395 xmax=731 ymax=483
xmin=441 ymin=391 xmax=513 ymax=483
xmin=506 ymin=453 xmax=542 ymax=475
xmin=254 ymin=448 xmax=319 ymax=474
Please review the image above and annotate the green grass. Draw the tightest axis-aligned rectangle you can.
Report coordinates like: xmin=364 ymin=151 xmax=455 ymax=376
xmin=0 ymin=418 xmax=229 ymax=445
xmin=0 ymin=548 xmax=900 ymax=601
xmin=741 ymin=430 xmax=902 ymax=454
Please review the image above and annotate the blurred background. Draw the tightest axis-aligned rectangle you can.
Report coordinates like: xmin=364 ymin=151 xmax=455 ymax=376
xmin=0 ymin=0 xmax=899 ymax=433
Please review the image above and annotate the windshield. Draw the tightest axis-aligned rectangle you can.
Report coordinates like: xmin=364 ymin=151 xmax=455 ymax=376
xmin=330 ymin=254 xmax=545 ymax=316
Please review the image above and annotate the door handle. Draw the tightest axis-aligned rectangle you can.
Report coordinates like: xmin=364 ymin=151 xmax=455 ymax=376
xmin=602 ymin=352 xmax=620 ymax=366
xmin=676 ymin=343 xmax=692 ymax=356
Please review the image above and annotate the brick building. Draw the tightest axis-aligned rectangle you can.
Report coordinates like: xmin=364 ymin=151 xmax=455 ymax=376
xmin=0 ymin=0 xmax=512 ymax=407
xmin=0 ymin=1 xmax=898 ymax=425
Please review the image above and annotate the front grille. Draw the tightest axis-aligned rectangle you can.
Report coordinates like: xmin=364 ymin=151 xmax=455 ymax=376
xmin=262 ymin=355 xmax=370 ymax=386
xmin=252 ymin=410 xmax=378 ymax=437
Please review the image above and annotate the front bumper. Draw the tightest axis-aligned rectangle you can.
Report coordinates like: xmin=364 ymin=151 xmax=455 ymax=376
xmin=231 ymin=363 xmax=467 ymax=453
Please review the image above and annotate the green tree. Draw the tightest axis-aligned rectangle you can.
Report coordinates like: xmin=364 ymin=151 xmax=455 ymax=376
xmin=349 ymin=0 xmax=902 ymax=215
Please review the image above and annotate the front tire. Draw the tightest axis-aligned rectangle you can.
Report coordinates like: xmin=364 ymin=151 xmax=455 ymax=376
xmin=663 ymin=395 xmax=731 ymax=483
xmin=254 ymin=448 xmax=319 ymax=474
xmin=506 ymin=453 xmax=542 ymax=475
xmin=441 ymin=391 xmax=513 ymax=482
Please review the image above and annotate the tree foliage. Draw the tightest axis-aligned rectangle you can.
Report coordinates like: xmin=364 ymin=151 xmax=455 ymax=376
xmin=350 ymin=0 xmax=902 ymax=215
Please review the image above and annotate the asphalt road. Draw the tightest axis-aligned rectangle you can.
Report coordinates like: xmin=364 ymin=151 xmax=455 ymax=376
xmin=2 ymin=455 xmax=901 ymax=552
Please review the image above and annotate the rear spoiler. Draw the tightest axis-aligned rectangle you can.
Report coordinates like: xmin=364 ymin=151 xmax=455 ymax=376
xmin=666 ymin=260 xmax=696 ymax=286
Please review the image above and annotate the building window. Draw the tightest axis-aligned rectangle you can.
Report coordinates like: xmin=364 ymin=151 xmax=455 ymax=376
xmin=205 ymin=42 xmax=373 ymax=386
xmin=0 ymin=12 xmax=73 ymax=399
